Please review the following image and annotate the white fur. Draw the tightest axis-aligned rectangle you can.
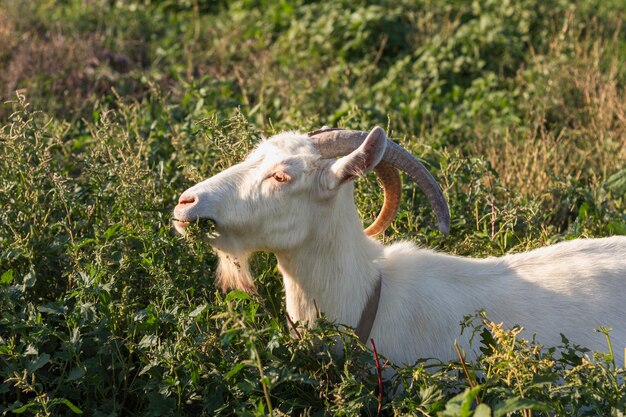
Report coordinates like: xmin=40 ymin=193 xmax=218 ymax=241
xmin=174 ymin=131 xmax=626 ymax=364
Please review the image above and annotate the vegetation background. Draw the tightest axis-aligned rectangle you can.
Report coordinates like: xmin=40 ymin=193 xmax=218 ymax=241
xmin=0 ymin=0 xmax=625 ymax=415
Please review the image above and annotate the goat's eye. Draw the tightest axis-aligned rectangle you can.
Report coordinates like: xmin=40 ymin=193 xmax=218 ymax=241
xmin=272 ymin=171 xmax=289 ymax=183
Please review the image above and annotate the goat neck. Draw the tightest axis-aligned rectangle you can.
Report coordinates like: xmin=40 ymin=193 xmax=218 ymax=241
xmin=275 ymin=182 xmax=384 ymax=330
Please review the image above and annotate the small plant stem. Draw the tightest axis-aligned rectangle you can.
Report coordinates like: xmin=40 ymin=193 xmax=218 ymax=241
xmin=285 ymin=313 xmax=302 ymax=339
xmin=370 ymin=339 xmax=383 ymax=417
xmin=415 ymin=406 xmax=434 ymax=417
xmin=601 ymin=327 xmax=621 ymax=390
xmin=454 ymin=340 xmax=480 ymax=405
xmin=251 ymin=344 xmax=273 ymax=416
xmin=602 ymin=328 xmax=615 ymax=368
xmin=373 ymin=34 xmax=388 ymax=66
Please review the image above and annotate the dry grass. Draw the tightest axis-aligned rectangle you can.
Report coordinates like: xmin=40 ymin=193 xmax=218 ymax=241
xmin=475 ymin=18 xmax=626 ymax=200
xmin=0 ymin=9 xmax=137 ymax=120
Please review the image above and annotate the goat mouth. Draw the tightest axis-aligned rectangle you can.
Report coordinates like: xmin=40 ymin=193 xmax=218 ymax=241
xmin=173 ymin=219 xmax=190 ymax=228
xmin=173 ymin=217 xmax=219 ymax=237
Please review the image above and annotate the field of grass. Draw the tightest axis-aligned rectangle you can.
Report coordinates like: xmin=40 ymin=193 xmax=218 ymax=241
xmin=1 ymin=0 xmax=625 ymax=415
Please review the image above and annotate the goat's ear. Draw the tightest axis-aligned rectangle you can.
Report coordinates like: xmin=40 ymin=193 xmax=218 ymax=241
xmin=325 ymin=126 xmax=387 ymax=189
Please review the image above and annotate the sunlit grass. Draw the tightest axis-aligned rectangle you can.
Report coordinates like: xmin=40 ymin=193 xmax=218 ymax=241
xmin=1 ymin=0 xmax=624 ymax=415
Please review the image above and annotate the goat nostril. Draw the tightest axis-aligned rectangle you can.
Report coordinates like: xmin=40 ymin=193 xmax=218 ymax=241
xmin=178 ymin=195 xmax=196 ymax=206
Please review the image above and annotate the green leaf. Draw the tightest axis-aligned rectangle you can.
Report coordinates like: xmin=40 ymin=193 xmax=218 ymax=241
xmin=38 ymin=302 xmax=68 ymax=315
xmin=474 ymin=403 xmax=492 ymax=417
xmin=23 ymin=269 xmax=36 ymax=288
xmin=528 ymin=373 xmax=558 ymax=389
xmin=1 ymin=269 xmax=13 ymax=285
xmin=27 ymin=353 xmax=50 ymax=372
xmin=189 ymin=303 xmax=207 ymax=318
xmin=55 ymin=398 xmax=83 ymax=414
xmin=493 ymin=397 xmax=550 ymax=417
xmin=66 ymin=366 xmax=86 ymax=382
xmin=461 ymin=386 xmax=482 ymax=417
xmin=226 ymin=290 xmax=251 ymax=301
xmin=479 ymin=327 xmax=497 ymax=356
xmin=441 ymin=386 xmax=482 ymax=417
xmin=605 ymin=168 xmax=626 ymax=194
xmin=104 ymin=223 xmax=123 ymax=241
xmin=607 ymin=220 xmax=626 ymax=235
xmin=225 ymin=362 xmax=246 ymax=380
xmin=138 ymin=334 xmax=159 ymax=348
xmin=24 ymin=344 xmax=38 ymax=355
xmin=10 ymin=402 xmax=35 ymax=414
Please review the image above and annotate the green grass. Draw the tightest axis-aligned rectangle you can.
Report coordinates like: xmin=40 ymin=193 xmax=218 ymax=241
xmin=1 ymin=0 xmax=625 ymax=415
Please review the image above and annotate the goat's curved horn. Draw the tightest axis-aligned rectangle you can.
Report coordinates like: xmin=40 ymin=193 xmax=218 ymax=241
xmin=365 ymin=161 xmax=402 ymax=236
xmin=308 ymin=127 xmax=450 ymax=235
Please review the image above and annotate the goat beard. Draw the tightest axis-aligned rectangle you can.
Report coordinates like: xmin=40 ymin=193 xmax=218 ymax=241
xmin=215 ymin=249 xmax=256 ymax=293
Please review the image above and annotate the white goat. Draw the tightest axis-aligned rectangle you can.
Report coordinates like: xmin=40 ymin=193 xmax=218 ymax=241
xmin=173 ymin=126 xmax=626 ymax=364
